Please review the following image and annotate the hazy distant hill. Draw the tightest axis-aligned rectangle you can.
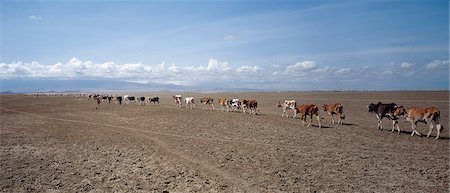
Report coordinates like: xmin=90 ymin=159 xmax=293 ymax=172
xmin=0 ymin=79 xmax=267 ymax=93
xmin=0 ymin=79 xmax=187 ymax=93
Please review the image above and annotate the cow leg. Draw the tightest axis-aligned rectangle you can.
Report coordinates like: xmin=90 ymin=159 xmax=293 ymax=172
xmin=282 ymin=109 xmax=287 ymax=117
xmin=307 ymin=115 xmax=313 ymax=127
xmin=426 ymin=120 xmax=434 ymax=138
xmin=435 ymin=124 xmax=442 ymax=139
xmin=411 ymin=122 xmax=422 ymax=137
xmin=293 ymin=110 xmax=297 ymax=119
xmin=376 ymin=114 xmax=382 ymax=130
xmin=391 ymin=120 xmax=396 ymax=133
xmin=301 ymin=116 xmax=306 ymax=126
xmin=394 ymin=120 xmax=401 ymax=134
xmin=316 ymin=115 xmax=321 ymax=129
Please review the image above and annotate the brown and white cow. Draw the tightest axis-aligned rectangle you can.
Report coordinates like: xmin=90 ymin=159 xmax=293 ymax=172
xmin=95 ymin=96 xmax=101 ymax=110
xmin=172 ymin=95 xmax=182 ymax=108
xmin=280 ymin=100 xmax=297 ymax=118
xmin=200 ymin=97 xmax=214 ymax=110
xmin=323 ymin=103 xmax=345 ymax=125
xmin=296 ymin=104 xmax=321 ymax=128
xmin=394 ymin=106 xmax=443 ymax=139
xmin=218 ymin=98 xmax=230 ymax=112
xmin=242 ymin=99 xmax=259 ymax=115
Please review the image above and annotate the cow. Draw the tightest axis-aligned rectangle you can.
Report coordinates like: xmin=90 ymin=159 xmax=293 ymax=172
xmin=116 ymin=96 xmax=123 ymax=105
xmin=280 ymin=100 xmax=297 ymax=118
xmin=323 ymin=103 xmax=345 ymax=125
xmin=125 ymin=96 xmax=136 ymax=105
xmin=242 ymin=99 xmax=259 ymax=115
xmin=296 ymin=104 xmax=321 ymax=128
xmin=228 ymin=99 xmax=241 ymax=112
xmin=148 ymin=97 xmax=159 ymax=105
xmin=172 ymin=95 xmax=182 ymax=108
xmin=218 ymin=98 xmax=230 ymax=112
xmin=368 ymin=102 xmax=401 ymax=133
xmin=394 ymin=106 xmax=443 ymax=139
xmin=108 ymin=96 xmax=113 ymax=104
xmin=200 ymin=97 xmax=214 ymax=110
xmin=138 ymin=96 xmax=146 ymax=105
xmin=185 ymin=97 xmax=195 ymax=109
xmin=95 ymin=96 xmax=101 ymax=110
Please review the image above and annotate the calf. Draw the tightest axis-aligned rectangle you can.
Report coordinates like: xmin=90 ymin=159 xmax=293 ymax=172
xmin=281 ymin=100 xmax=297 ymax=118
xmin=172 ymin=95 xmax=182 ymax=108
xmin=218 ymin=98 xmax=230 ymax=112
xmin=368 ymin=102 xmax=401 ymax=133
xmin=296 ymin=104 xmax=321 ymax=128
xmin=200 ymin=97 xmax=214 ymax=110
xmin=148 ymin=97 xmax=159 ymax=105
xmin=394 ymin=106 xmax=443 ymax=139
xmin=242 ymin=99 xmax=259 ymax=115
xmin=323 ymin=103 xmax=345 ymax=125
xmin=185 ymin=97 xmax=196 ymax=109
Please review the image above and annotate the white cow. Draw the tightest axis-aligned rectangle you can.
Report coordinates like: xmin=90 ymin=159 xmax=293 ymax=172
xmin=185 ymin=97 xmax=196 ymax=109
xmin=281 ymin=100 xmax=297 ymax=118
xmin=228 ymin=99 xmax=241 ymax=112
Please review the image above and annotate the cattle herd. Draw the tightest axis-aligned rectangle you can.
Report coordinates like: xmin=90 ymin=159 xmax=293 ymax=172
xmin=77 ymin=93 xmax=444 ymax=140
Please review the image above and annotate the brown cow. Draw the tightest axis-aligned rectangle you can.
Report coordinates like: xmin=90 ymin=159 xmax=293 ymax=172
xmin=200 ymin=97 xmax=214 ymax=110
xmin=394 ymin=106 xmax=443 ymax=139
xmin=242 ymin=99 xmax=259 ymax=115
xmin=296 ymin=104 xmax=321 ymax=128
xmin=218 ymin=98 xmax=229 ymax=112
xmin=323 ymin=103 xmax=345 ymax=125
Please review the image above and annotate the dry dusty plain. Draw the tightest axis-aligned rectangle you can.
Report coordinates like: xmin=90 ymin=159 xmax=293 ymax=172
xmin=1 ymin=91 xmax=449 ymax=192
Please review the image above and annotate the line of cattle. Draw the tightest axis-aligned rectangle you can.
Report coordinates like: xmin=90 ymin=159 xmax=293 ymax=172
xmin=87 ymin=94 xmax=443 ymax=140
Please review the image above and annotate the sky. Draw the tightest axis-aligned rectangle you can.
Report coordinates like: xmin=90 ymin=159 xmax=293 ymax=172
xmin=0 ymin=0 xmax=449 ymax=91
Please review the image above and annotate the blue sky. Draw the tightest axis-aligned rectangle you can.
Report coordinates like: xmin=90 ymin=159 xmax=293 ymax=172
xmin=1 ymin=0 xmax=448 ymax=91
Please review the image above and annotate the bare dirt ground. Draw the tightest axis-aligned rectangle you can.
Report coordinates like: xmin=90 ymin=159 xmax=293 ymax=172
xmin=1 ymin=91 xmax=449 ymax=192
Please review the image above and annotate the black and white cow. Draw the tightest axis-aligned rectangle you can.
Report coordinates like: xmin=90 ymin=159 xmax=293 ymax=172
xmin=148 ymin=97 xmax=159 ymax=105
xmin=368 ymin=102 xmax=402 ymax=133
xmin=138 ymin=96 xmax=146 ymax=105
xmin=116 ymin=96 xmax=123 ymax=105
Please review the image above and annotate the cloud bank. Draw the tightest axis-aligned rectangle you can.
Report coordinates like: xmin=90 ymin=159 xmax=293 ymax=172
xmin=1 ymin=58 xmax=448 ymax=90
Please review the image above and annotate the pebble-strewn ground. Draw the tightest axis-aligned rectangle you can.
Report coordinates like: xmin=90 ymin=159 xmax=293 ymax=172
xmin=1 ymin=92 xmax=448 ymax=192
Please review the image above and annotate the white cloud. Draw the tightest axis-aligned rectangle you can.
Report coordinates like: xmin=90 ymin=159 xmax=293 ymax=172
xmin=236 ymin=65 xmax=261 ymax=73
xmin=29 ymin=15 xmax=43 ymax=20
xmin=1 ymin=58 xmax=447 ymax=90
xmin=400 ymin=62 xmax=414 ymax=68
xmin=426 ymin=60 xmax=449 ymax=69
xmin=285 ymin=61 xmax=317 ymax=72
xmin=335 ymin=68 xmax=351 ymax=74
xmin=224 ymin=34 xmax=235 ymax=40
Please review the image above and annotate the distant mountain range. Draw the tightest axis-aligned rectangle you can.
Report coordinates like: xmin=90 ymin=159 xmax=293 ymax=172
xmin=0 ymin=79 xmax=267 ymax=93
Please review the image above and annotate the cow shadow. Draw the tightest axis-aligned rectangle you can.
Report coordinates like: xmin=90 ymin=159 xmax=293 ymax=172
xmin=341 ymin=123 xmax=357 ymax=126
xmin=390 ymin=130 xmax=449 ymax=140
